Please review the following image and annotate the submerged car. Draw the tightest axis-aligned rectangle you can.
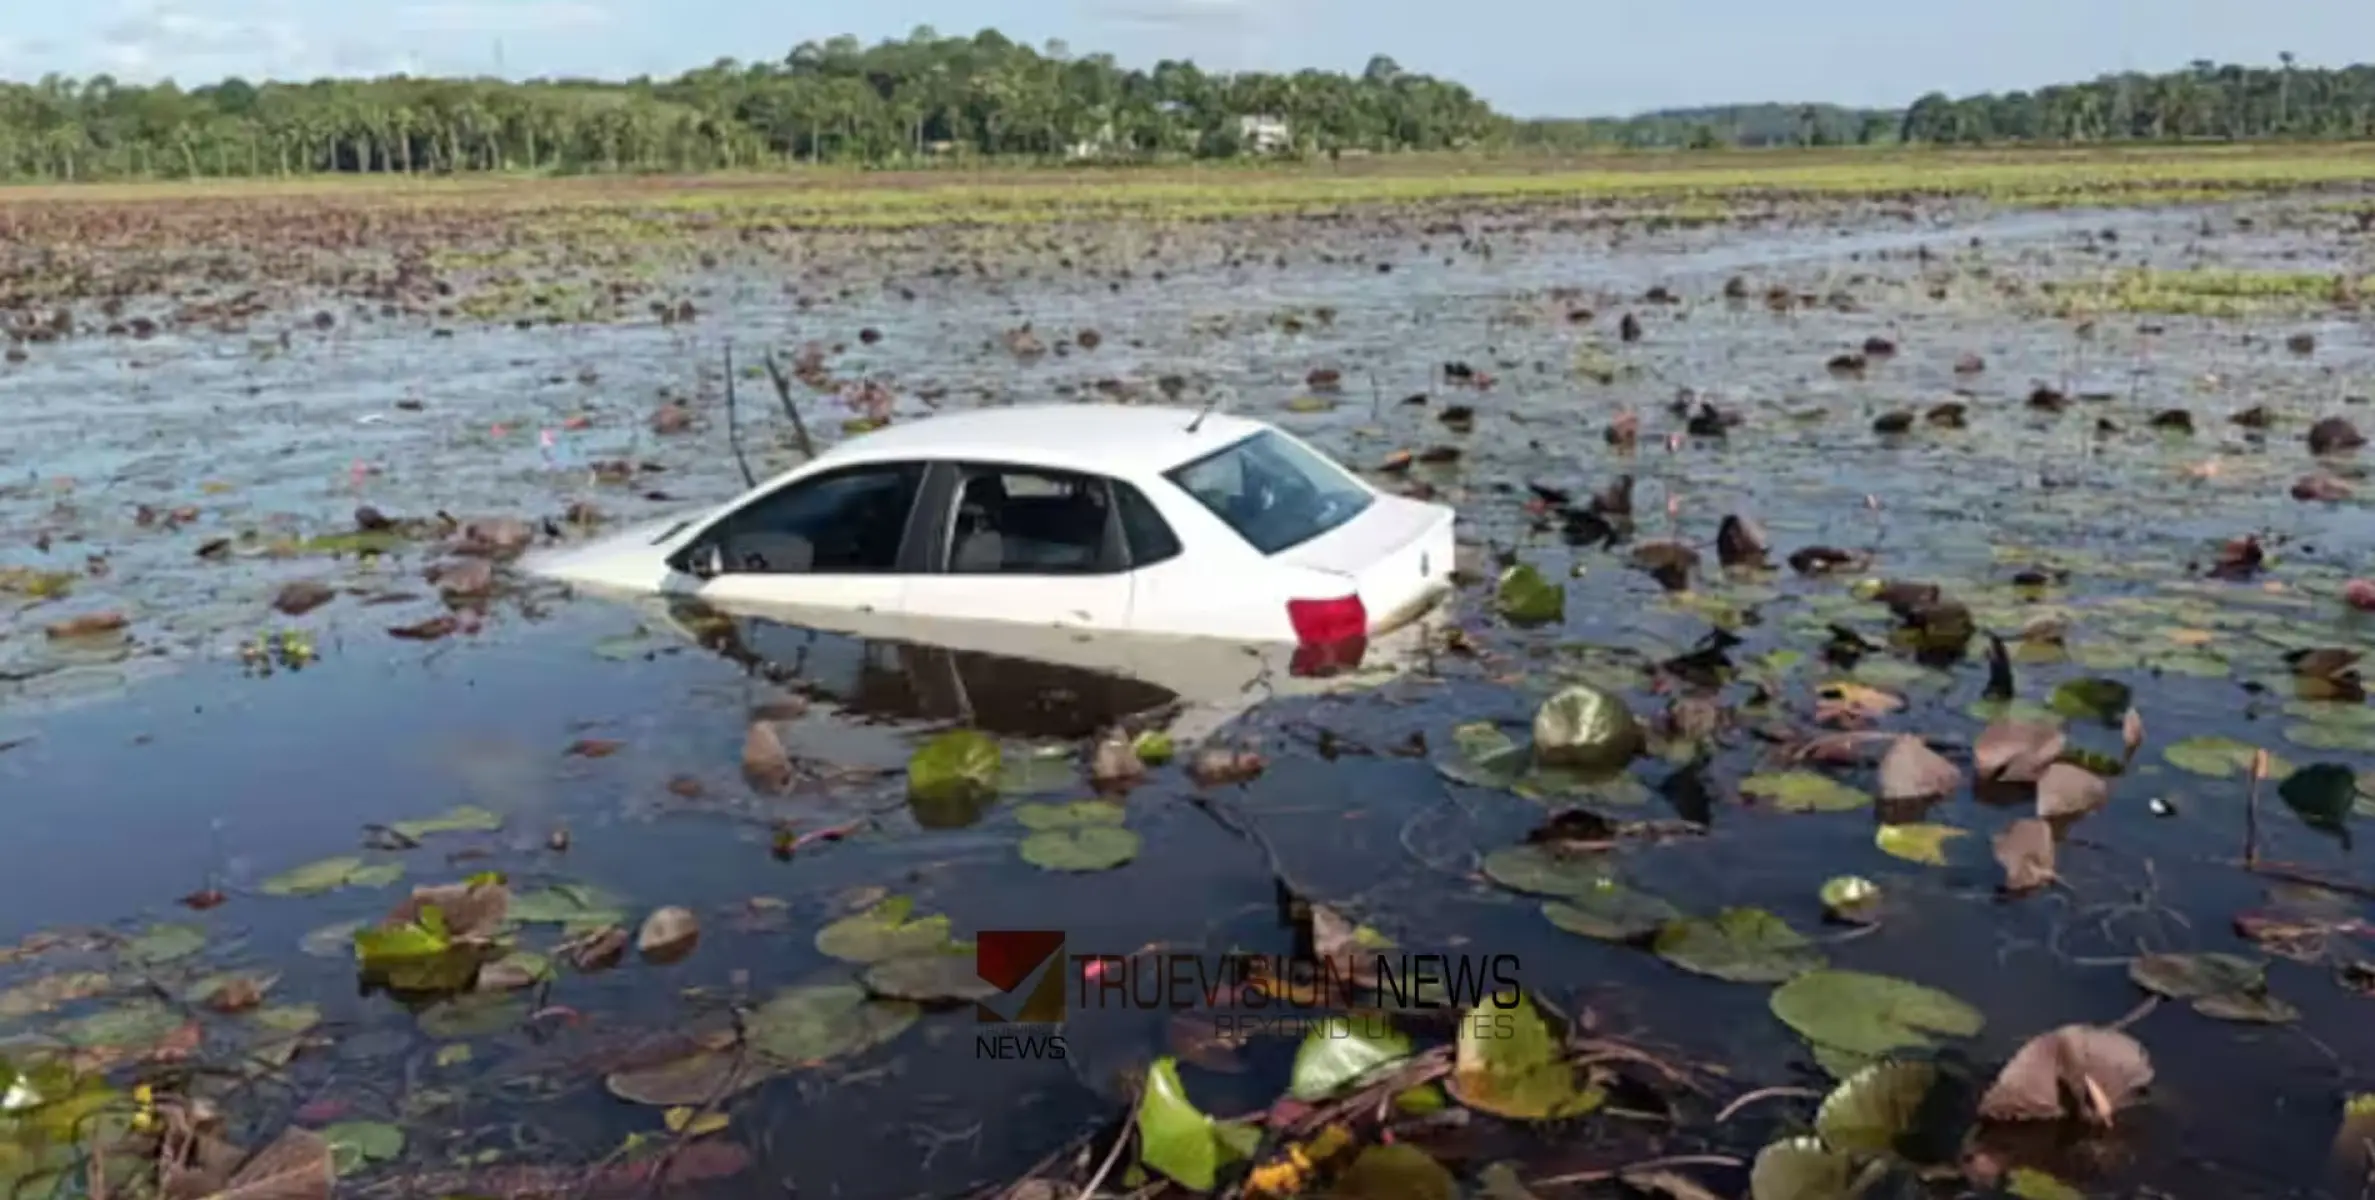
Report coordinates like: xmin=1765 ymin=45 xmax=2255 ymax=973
xmin=525 ymin=404 xmax=1458 ymax=673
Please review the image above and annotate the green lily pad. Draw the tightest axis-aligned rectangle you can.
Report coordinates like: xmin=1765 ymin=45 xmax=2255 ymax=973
xmin=2048 ymin=677 xmax=2132 ymax=723
xmin=1333 ymin=1144 xmax=1457 ymax=1200
xmin=320 ymin=1121 xmax=405 ymax=1176
xmin=862 ymin=950 xmax=1002 ymax=1002
xmin=1540 ymin=880 xmax=1681 ymax=943
xmin=1440 ymin=722 xmax=1530 ymax=789
xmin=1965 ymin=698 xmax=2064 ymax=726
xmin=122 ymin=923 xmax=206 ymax=964
xmin=1873 ymin=823 xmax=1967 ymax=866
xmin=909 ymin=728 xmax=1001 ymax=807
xmin=388 ymin=806 xmax=504 ymax=839
xmin=2285 ymin=723 xmax=2375 ymax=752
xmin=997 ymin=749 xmax=1077 ymax=796
xmin=2279 ymin=762 xmax=2360 ymax=842
xmin=506 ymin=884 xmax=629 ymax=930
xmin=1653 ymin=908 xmax=1823 ymax=983
xmin=2006 ymin=1168 xmax=2087 ymax=1200
xmin=1818 ymin=876 xmax=1881 ymax=923
xmin=1015 ymin=801 xmax=1127 ymax=829
xmin=1532 ymin=684 xmax=1644 ymax=771
xmin=300 ymin=920 xmax=366 ymax=957
xmin=1019 ymin=825 xmax=1141 ymax=872
xmin=2192 ymin=989 xmax=2301 ymax=1023
xmin=2164 ymin=735 xmax=2288 ymax=779
xmin=250 ymin=1005 xmax=321 ymax=1034
xmin=746 ymin=983 xmax=920 ymax=1065
xmin=1748 ymin=1135 xmax=1858 ymax=1200
xmin=417 ymin=994 xmax=526 ymax=1039
xmin=1768 ymin=970 xmax=1984 ymax=1057
xmin=2128 ymin=952 xmax=2265 ymax=999
xmin=1289 ymin=1017 xmax=1414 ymax=1100
xmin=1481 ymin=843 xmax=1611 ymax=897
xmin=1814 ymin=1060 xmax=1940 ymax=1156
xmin=1497 ymin=563 xmax=1566 ymax=625
xmin=55 ymin=1001 xmax=184 ymax=1049
xmin=1447 ymin=992 xmax=1604 ymax=1120
xmin=1741 ymin=771 xmax=1871 ymax=813
xmin=260 ymin=855 xmax=381 ymax=897
xmin=1135 ymin=1057 xmax=1259 ymax=1191
xmin=815 ymin=895 xmax=954 ymax=963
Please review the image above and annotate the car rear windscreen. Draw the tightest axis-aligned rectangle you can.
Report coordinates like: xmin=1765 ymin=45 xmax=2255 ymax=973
xmin=1162 ymin=429 xmax=1375 ymax=555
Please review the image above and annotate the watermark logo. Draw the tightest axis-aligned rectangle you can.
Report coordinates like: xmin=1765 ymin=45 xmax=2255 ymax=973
xmin=975 ymin=929 xmax=1067 ymax=1024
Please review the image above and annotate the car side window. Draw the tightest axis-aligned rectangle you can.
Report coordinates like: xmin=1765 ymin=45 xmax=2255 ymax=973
xmin=1112 ymin=481 xmax=1182 ymax=567
xmin=945 ymin=465 xmax=1118 ymax=574
xmin=699 ymin=462 xmax=925 ymax=575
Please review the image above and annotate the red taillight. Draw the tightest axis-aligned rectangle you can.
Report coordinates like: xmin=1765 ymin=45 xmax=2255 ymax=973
xmin=1287 ymin=595 xmax=1368 ymax=677
xmin=1288 ymin=595 xmax=1367 ymax=645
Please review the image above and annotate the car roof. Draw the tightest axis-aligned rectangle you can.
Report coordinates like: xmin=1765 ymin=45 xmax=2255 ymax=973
xmin=815 ymin=403 xmax=1273 ymax=477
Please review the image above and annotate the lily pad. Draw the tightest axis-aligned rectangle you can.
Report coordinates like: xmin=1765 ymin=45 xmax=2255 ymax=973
xmin=1818 ymin=876 xmax=1881 ymax=923
xmin=1769 ymin=970 xmax=1984 ymax=1057
xmin=388 ymin=806 xmax=504 ymax=839
xmin=1815 ymin=1060 xmax=1940 ymax=1156
xmin=1497 ymin=563 xmax=1566 ymax=625
xmin=604 ymin=1047 xmax=775 ymax=1107
xmin=1540 ymin=880 xmax=1681 ymax=943
xmin=2278 ymin=763 xmax=2358 ymax=843
xmin=1135 ymin=1057 xmax=1260 ymax=1191
xmin=122 ymin=923 xmax=206 ymax=964
xmin=1289 ymin=1017 xmax=1414 ymax=1100
xmin=1873 ymin=823 xmax=1968 ymax=866
xmin=506 ymin=884 xmax=628 ymax=930
xmin=746 ymin=983 xmax=919 ymax=1065
xmin=2164 ymin=735 xmax=2287 ymax=779
xmin=1446 ymin=992 xmax=1604 ymax=1120
xmin=1013 ymin=801 xmax=1125 ymax=830
xmin=1333 ymin=1144 xmax=1457 ymax=1200
xmin=56 ymin=1001 xmax=184 ymax=1049
xmin=260 ymin=856 xmax=383 ymax=897
xmin=2127 ymin=952 xmax=2265 ymax=999
xmin=862 ymin=950 xmax=1002 ymax=1003
xmin=815 ymin=895 xmax=954 ymax=963
xmin=1653 ymin=908 xmax=1823 ymax=983
xmin=1480 ymin=843 xmax=1611 ymax=898
xmin=909 ymin=728 xmax=1001 ymax=807
xmin=1531 ymin=684 xmax=1643 ymax=771
xmin=320 ymin=1121 xmax=405 ymax=1176
xmin=1741 ymin=771 xmax=1872 ymax=813
xmin=997 ymin=748 xmax=1078 ymax=796
xmin=1019 ymin=825 xmax=1142 ymax=872
xmin=1748 ymin=1136 xmax=1858 ymax=1200
xmin=2048 ymin=677 xmax=2132 ymax=723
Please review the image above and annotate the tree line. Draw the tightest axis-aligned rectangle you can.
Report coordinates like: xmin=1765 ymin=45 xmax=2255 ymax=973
xmin=0 ymin=36 xmax=2370 ymax=182
xmin=0 ymin=28 xmax=1503 ymax=180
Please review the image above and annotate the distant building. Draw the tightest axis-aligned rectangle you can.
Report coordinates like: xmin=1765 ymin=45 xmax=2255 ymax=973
xmin=1068 ymin=121 xmax=1119 ymax=160
xmin=1236 ymin=114 xmax=1291 ymax=154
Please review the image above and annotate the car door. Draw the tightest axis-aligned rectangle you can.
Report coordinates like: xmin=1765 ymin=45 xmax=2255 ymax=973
xmin=901 ymin=461 xmax=1135 ymax=631
xmin=671 ymin=459 xmax=934 ymax=617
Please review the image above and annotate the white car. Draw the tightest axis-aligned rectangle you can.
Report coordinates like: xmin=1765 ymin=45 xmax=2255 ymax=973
xmin=524 ymin=404 xmax=1458 ymax=674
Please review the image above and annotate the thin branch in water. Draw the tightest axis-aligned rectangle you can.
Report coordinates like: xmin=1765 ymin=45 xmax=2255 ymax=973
xmin=760 ymin=351 xmax=818 ymax=462
xmin=1527 ymin=1154 xmax=1746 ymax=1189
xmin=1713 ymin=1085 xmax=1823 ymax=1124
xmin=723 ymin=341 xmax=756 ymax=489
xmin=1075 ymin=1110 xmax=1135 ymax=1200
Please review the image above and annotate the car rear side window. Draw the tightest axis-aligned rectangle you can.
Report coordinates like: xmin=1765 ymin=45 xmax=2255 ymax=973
xmin=1112 ymin=481 xmax=1182 ymax=567
xmin=1162 ymin=429 xmax=1374 ymax=555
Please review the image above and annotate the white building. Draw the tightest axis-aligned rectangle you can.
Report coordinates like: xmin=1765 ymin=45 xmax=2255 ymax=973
xmin=1236 ymin=114 xmax=1291 ymax=154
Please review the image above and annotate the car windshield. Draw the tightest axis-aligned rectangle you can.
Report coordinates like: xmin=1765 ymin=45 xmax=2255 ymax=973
xmin=1163 ymin=429 xmax=1374 ymax=555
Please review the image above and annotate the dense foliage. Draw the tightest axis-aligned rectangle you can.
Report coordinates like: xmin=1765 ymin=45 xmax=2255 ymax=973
xmin=0 ymin=28 xmax=1504 ymax=180
xmin=1900 ymin=58 xmax=2375 ymax=142
xmin=0 ymin=35 xmax=2371 ymax=181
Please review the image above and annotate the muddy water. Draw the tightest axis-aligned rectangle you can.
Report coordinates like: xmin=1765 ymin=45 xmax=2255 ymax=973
xmin=2 ymin=193 xmax=2373 ymax=1199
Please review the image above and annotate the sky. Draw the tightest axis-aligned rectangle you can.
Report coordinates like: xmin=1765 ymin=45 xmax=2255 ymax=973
xmin=0 ymin=0 xmax=2366 ymax=118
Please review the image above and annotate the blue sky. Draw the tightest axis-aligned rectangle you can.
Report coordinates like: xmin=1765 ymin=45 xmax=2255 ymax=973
xmin=0 ymin=0 xmax=2366 ymax=117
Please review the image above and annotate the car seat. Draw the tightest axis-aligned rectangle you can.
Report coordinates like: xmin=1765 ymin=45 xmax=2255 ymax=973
xmin=951 ymin=501 xmax=1004 ymax=572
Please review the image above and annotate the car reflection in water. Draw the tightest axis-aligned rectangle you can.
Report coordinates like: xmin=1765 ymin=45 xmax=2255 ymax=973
xmin=644 ymin=595 xmax=1447 ymax=748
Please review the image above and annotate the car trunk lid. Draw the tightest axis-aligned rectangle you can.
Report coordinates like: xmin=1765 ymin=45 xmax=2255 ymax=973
xmin=1273 ymin=495 xmax=1456 ymax=636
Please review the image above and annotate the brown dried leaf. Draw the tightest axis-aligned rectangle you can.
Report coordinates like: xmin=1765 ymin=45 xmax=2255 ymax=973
xmin=1993 ymin=818 xmax=2056 ymax=892
xmin=2121 ymin=709 xmax=2145 ymax=764
xmin=1877 ymin=735 xmax=1962 ymax=802
xmin=1088 ymin=732 xmax=1145 ymax=789
xmin=2035 ymin=763 xmax=2109 ymax=820
xmin=1978 ymin=1025 xmax=2152 ymax=1125
xmin=200 ymin=1127 xmax=333 ymax=1200
xmin=636 ymin=907 xmax=701 ymax=965
xmin=387 ymin=878 xmax=510 ymax=942
xmin=741 ymin=722 xmax=792 ymax=794
xmin=1974 ymin=720 xmax=2064 ymax=784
